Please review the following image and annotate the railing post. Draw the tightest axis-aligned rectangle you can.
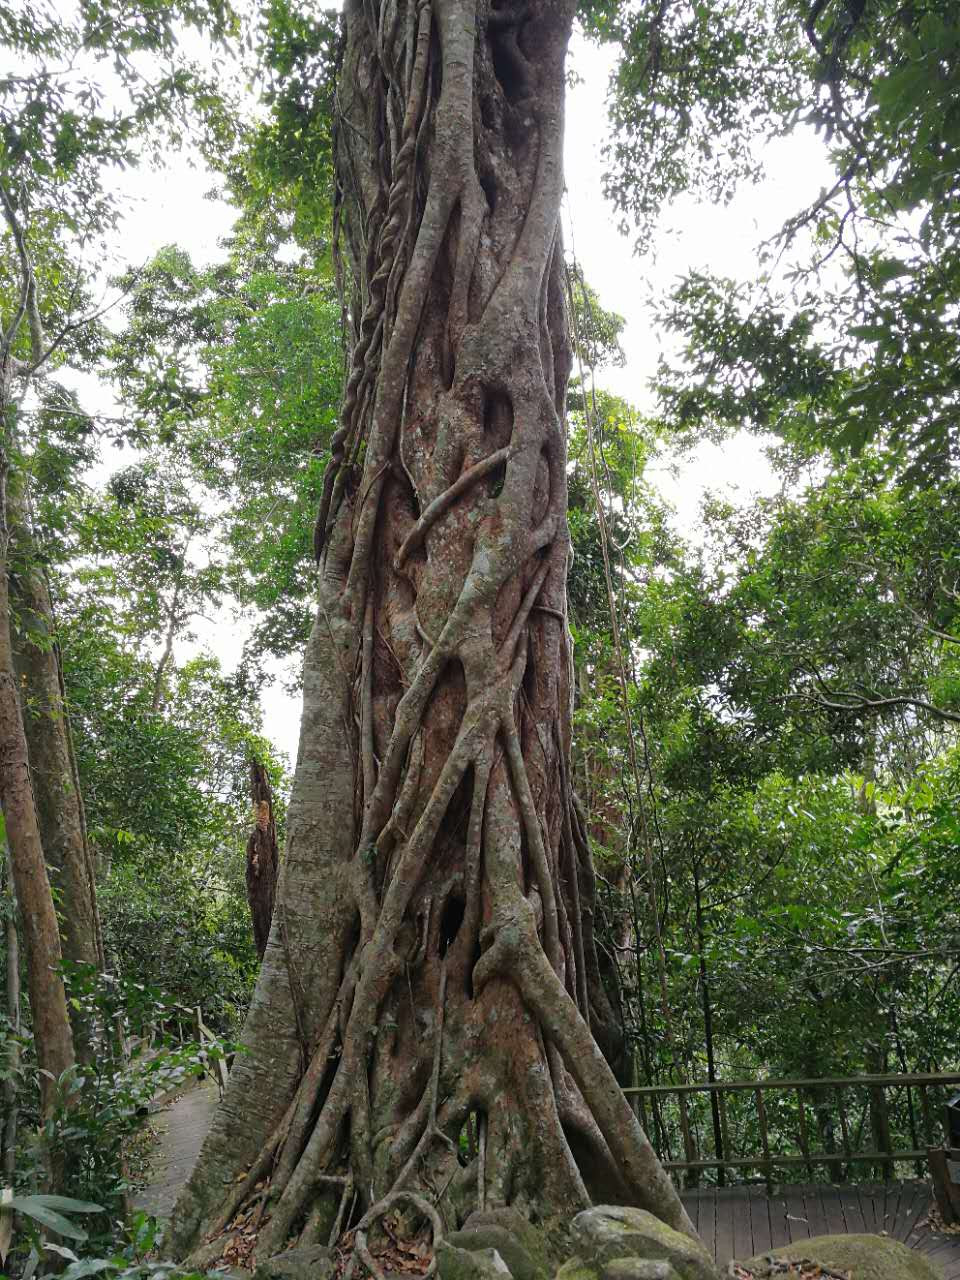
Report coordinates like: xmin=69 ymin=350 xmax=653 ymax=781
xmin=836 ymin=1085 xmax=853 ymax=1182
xmin=755 ymin=1087 xmax=773 ymax=1194
xmin=678 ymin=1090 xmax=697 ymax=1188
xmin=869 ymin=1080 xmax=892 ymax=1181
xmin=796 ymin=1086 xmax=814 ymax=1179
xmin=652 ymin=1093 xmax=672 ymax=1165
xmin=718 ymin=1089 xmax=731 ymax=1187
xmin=919 ymin=1084 xmax=933 ymax=1145
xmin=636 ymin=1093 xmax=650 ymax=1146
xmin=903 ymin=1084 xmax=923 ymax=1178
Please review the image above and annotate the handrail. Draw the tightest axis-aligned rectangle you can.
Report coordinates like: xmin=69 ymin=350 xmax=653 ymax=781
xmin=624 ymin=1072 xmax=960 ymax=1096
xmin=623 ymin=1072 xmax=960 ymax=1189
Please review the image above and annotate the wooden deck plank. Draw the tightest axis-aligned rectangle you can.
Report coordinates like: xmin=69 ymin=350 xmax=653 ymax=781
xmin=802 ymin=1186 xmax=830 ymax=1239
xmin=765 ymin=1191 xmax=792 ymax=1252
xmin=839 ymin=1183 xmax=869 ymax=1234
xmin=748 ymin=1187 xmax=774 ymax=1257
xmin=781 ymin=1190 xmax=812 ymax=1246
xmin=896 ymin=1182 xmax=924 ymax=1243
xmin=857 ymin=1181 xmax=883 ymax=1234
xmin=680 ymin=1190 xmax=699 ymax=1236
xmin=685 ymin=1182 xmax=960 ymax=1278
xmin=731 ymin=1190 xmax=755 ymax=1262
xmin=880 ymin=1179 xmax=907 ymax=1240
xmin=905 ymin=1185 xmax=934 ymax=1246
xmin=132 ymin=1079 xmax=219 ymax=1219
xmin=713 ymin=1192 xmax=737 ymax=1266
xmin=819 ymin=1186 xmax=849 ymax=1238
xmin=683 ymin=1182 xmax=960 ymax=1279
xmin=698 ymin=1190 xmax=717 ymax=1263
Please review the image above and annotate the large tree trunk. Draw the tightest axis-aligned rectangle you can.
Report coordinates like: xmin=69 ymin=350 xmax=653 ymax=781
xmin=172 ymin=0 xmax=692 ymax=1259
xmin=9 ymin=480 xmax=103 ymax=979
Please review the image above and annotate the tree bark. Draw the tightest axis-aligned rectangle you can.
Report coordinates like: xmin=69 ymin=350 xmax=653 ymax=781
xmin=2 ymin=846 xmax=20 ymax=1180
xmin=246 ymin=759 xmax=279 ymax=961
xmin=0 ymin=179 xmax=76 ymax=1131
xmin=0 ymin=448 xmax=75 ymax=1120
xmin=9 ymin=479 xmax=103 ymax=979
xmin=172 ymin=0 xmax=692 ymax=1259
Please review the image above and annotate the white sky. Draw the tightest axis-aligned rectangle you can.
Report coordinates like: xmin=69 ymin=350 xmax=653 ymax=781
xmin=56 ymin=29 xmax=835 ymax=766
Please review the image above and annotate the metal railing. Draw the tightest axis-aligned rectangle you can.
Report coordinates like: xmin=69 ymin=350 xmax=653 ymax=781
xmin=624 ymin=1072 xmax=960 ymax=1189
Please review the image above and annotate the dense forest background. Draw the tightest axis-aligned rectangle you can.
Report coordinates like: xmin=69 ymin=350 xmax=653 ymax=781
xmin=0 ymin=0 xmax=958 ymax=1264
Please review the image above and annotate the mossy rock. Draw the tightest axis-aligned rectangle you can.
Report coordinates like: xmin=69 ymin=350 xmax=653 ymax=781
xmin=744 ymin=1234 xmax=942 ymax=1280
xmin=448 ymin=1225 xmax=540 ymax=1280
xmin=570 ymin=1206 xmax=718 ymax=1280
xmin=556 ymin=1257 xmax=602 ymax=1280
xmin=464 ymin=1207 xmax=555 ymax=1274
xmin=437 ymin=1242 xmax=514 ymax=1280
xmin=555 ymin=1257 xmax=679 ymax=1280
xmin=602 ymin=1258 xmax=681 ymax=1280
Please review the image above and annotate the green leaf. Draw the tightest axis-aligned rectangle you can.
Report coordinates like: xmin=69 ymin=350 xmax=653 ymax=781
xmin=62 ymin=1260 xmax=118 ymax=1279
xmin=7 ymin=1199 xmax=89 ymax=1241
xmin=21 ymin=1196 xmax=105 ymax=1214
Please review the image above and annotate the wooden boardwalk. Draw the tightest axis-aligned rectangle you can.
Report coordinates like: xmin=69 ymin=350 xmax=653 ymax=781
xmin=681 ymin=1182 xmax=960 ymax=1278
xmin=131 ymin=1079 xmax=220 ymax=1219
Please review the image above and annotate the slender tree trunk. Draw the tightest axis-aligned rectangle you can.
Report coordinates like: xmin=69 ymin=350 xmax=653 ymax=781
xmin=692 ymin=860 xmax=724 ymax=1187
xmin=0 ymin=443 xmax=75 ymax=1121
xmin=172 ymin=0 xmax=691 ymax=1259
xmin=2 ymin=846 xmax=20 ymax=1180
xmin=9 ymin=478 xmax=103 ymax=979
xmin=246 ymin=759 xmax=279 ymax=961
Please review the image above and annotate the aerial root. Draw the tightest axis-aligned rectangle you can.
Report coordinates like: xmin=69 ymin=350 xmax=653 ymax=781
xmin=476 ymin=898 xmax=697 ymax=1241
xmin=272 ymin=998 xmax=344 ymax=1193
xmin=383 ymin=963 xmax=457 ymax=1198
xmin=394 ymin=445 xmax=514 ymax=570
xmin=349 ymin=1190 xmax=445 ymax=1280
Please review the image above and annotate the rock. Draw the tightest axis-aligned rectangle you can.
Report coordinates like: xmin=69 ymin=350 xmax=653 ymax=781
xmin=555 ymin=1258 xmax=601 ymax=1280
xmin=253 ymin=1244 xmax=337 ymax=1280
xmin=744 ymin=1234 xmax=942 ymax=1280
xmin=437 ymin=1242 xmax=514 ymax=1280
xmin=603 ymin=1259 xmax=679 ymax=1280
xmin=555 ymin=1255 xmax=679 ymax=1280
xmin=570 ymin=1206 xmax=717 ymax=1280
xmin=448 ymin=1226 xmax=539 ymax=1280
xmin=464 ymin=1208 xmax=553 ymax=1275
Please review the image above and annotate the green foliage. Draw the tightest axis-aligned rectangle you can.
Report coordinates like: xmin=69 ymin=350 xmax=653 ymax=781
xmin=565 ymin=377 xmax=960 ymax=1161
xmin=587 ymin=0 xmax=960 ymax=481
xmin=233 ymin=0 xmax=341 ymax=248
xmin=0 ymin=966 xmax=230 ymax=1264
xmin=107 ymin=245 xmax=342 ymax=664
xmin=55 ymin=606 xmax=270 ymax=1024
